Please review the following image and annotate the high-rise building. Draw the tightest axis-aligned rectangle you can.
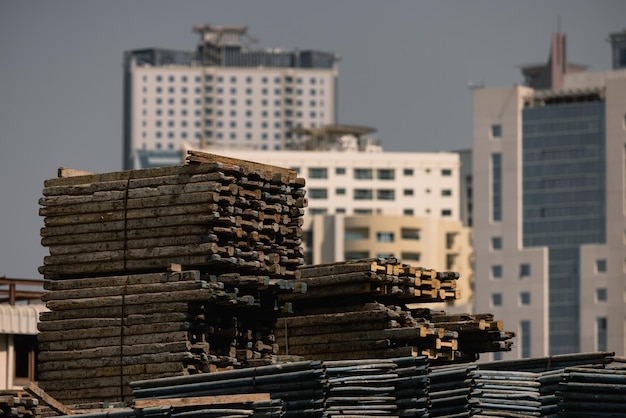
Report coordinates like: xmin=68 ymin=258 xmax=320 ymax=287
xmin=472 ymin=30 xmax=626 ymax=360
xmin=123 ymin=24 xmax=339 ymax=170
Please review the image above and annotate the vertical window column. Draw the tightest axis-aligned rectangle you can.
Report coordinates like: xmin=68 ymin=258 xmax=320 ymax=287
xmin=491 ymin=153 xmax=502 ymax=222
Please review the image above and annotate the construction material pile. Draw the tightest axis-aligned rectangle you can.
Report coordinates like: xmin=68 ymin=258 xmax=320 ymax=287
xmin=39 ymin=150 xmax=306 ymax=279
xmin=36 ymin=152 xmax=308 ymax=405
xmin=277 ymin=258 xmax=513 ymax=364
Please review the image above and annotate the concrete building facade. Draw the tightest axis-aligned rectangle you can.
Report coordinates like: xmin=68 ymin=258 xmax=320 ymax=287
xmin=472 ymin=32 xmax=626 ymax=360
xmin=123 ymin=25 xmax=338 ymax=170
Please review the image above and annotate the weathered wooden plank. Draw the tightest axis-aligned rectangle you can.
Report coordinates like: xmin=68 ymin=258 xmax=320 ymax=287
xmin=43 ymin=271 xmax=197 ymax=290
xmin=42 ymin=279 xmax=210 ymax=301
xmin=273 ymin=319 xmax=397 ymax=338
xmin=43 ymin=288 xmax=222 ymax=311
xmin=277 ymin=326 xmax=432 ymax=347
xmin=42 ymin=242 xmax=230 ymax=266
xmin=41 ymin=224 xmax=218 ymax=246
xmin=37 ymin=341 xmax=194 ymax=362
xmin=38 ymin=366 xmax=183 ymax=392
xmin=186 ymin=150 xmax=297 ymax=184
xmin=39 ymin=302 xmax=191 ymax=321
xmin=278 ymin=282 xmax=376 ymax=301
xmin=40 ymin=212 xmax=222 ymax=237
xmin=276 ymin=309 xmax=400 ymax=328
xmin=46 ymin=234 xmax=220 ymax=256
xmin=39 ymin=254 xmax=247 ymax=277
xmin=43 ymin=201 xmax=224 ymax=227
xmin=133 ymin=394 xmax=271 ymax=409
xmin=37 ymin=351 xmax=194 ymax=372
xmin=38 ymin=361 xmax=186 ymax=381
xmin=37 ymin=312 xmax=190 ymax=331
xmin=280 ymin=338 xmax=392 ymax=356
xmin=25 ymin=382 xmax=75 ymax=415
xmin=37 ymin=330 xmax=190 ymax=351
xmin=288 ymin=346 xmax=419 ymax=361
xmin=44 ymin=161 xmax=241 ymax=188
xmin=37 ymin=321 xmax=191 ymax=342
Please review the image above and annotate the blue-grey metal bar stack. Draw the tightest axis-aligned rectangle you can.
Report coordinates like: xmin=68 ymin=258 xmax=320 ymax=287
xmin=390 ymin=356 xmax=430 ymax=417
xmin=428 ymin=363 xmax=476 ymax=418
xmin=557 ymin=366 xmax=626 ymax=417
xmin=130 ymin=361 xmax=326 ymax=417
xmin=469 ymin=369 xmax=560 ymax=417
xmin=324 ymin=358 xmax=400 ymax=417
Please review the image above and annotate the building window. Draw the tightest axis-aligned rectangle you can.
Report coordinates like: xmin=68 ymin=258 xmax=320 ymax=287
xmin=13 ymin=335 xmax=37 ymax=384
xmin=441 ymin=169 xmax=452 ymax=176
xmin=335 ymin=188 xmax=346 ymax=195
xmin=596 ymin=317 xmax=607 ymax=351
xmin=354 ymin=168 xmax=373 ymax=179
xmin=446 ymin=254 xmax=457 ymax=270
xmin=401 ymin=228 xmax=420 ymax=240
xmin=376 ymin=232 xmax=394 ymax=243
xmin=403 ymin=189 xmax=414 ymax=196
xmin=491 ymin=124 xmax=502 ymax=138
xmin=336 ymin=208 xmax=346 ymax=214
xmin=354 ymin=189 xmax=373 ymax=200
xmin=441 ymin=209 xmax=452 ymax=216
xmin=596 ymin=259 xmax=607 ymax=273
xmin=354 ymin=208 xmax=373 ymax=215
xmin=491 ymin=237 xmax=502 ymax=250
xmin=441 ymin=189 xmax=452 ymax=196
xmin=403 ymin=168 xmax=414 ymax=176
xmin=401 ymin=252 xmax=420 ymax=261
xmin=492 ymin=265 xmax=502 ymax=279
xmin=345 ymin=228 xmax=369 ymax=241
xmin=596 ymin=288 xmax=607 ymax=302
xmin=377 ymin=189 xmax=395 ymax=200
xmin=445 ymin=232 xmax=457 ymax=249
xmin=335 ymin=167 xmax=346 ymax=175
xmin=491 ymin=293 xmax=502 ymax=307
xmin=377 ymin=169 xmax=395 ymax=180
xmin=308 ymin=208 xmax=327 ymax=215
xmin=519 ymin=263 xmax=531 ymax=277
xmin=520 ymin=292 xmax=531 ymax=306
xmin=520 ymin=320 xmax=531 ymax=358
xmin=308 ymin=167 xmax=328 ymax=179
xmin=492 ymin=153 xmax=502 ymax=222
xmin=309 ymin=188 xmax=328 ymax=199
xmin=403 ymin=209 xmax=414 ymax=216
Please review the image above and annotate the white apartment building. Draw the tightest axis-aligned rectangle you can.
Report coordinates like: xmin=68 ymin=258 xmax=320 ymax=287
xmin=123 ymin=25 xmax=338 ymax=170
xmin=472 ymin=31 xmax=626 ymax=360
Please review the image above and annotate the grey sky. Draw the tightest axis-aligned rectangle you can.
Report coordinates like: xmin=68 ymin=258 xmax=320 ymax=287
xmin=1 ymin=0 xmax=624 ymax=278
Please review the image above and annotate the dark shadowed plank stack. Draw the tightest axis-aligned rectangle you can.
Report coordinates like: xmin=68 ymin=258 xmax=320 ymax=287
xmin=274 ymin=258 xmax=514 ymax=364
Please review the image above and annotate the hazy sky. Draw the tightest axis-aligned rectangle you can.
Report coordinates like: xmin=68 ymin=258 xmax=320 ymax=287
xmin=1 ymin=0 xmax=624 ymax=278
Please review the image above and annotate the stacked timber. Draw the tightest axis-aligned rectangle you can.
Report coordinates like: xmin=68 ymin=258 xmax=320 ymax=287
xmin=389 ymin=357 xmax=430 ymax=417
xmin=275 ymin=258 xmax=513 ymax=364
xmin=0 ymin=393 xmax=39 ymax=418
xmin=36 ymin=268 xmax=294 ymax=405
xmin=39 ymin=151 xmax=306 ymax=279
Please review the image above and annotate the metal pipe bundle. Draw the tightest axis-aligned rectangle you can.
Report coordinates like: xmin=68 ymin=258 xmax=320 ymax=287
xmin=390 ymin=356 xmax=430 ymax=417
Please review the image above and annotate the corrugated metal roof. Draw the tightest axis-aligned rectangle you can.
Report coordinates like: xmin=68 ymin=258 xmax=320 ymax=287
xmin=0 ymin=303 xmax=48 ymax=335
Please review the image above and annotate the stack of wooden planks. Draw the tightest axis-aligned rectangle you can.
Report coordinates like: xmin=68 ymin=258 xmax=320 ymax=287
xmin=36 ymin=267 xmax=300 ymax=405
xmin=39 ymin=151 xmax=306 ymax=279
xmin=36 ymin=151 xmax=312 ymax=406
xmin=274 ymin=258 xmax=513 ymax=364
xmin=0 ymin=392 xmax=39 ymax=418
